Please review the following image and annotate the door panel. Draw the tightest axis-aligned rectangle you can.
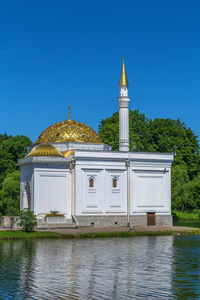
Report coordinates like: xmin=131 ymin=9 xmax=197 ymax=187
xmin=147 ymin=212 xmax=155 ymax=226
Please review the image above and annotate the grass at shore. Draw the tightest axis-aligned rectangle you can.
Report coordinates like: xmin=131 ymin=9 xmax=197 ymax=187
xmin=173 ymin=210 xmax=200 ymax=220
xmin=0 ymin=231 xmax=75 ymax=240
xmin=173 ymin=210 xmax=200 ymax=228
xmin=0 ymin=228 xmax=200 ymax=240
xmin=77 ymin=229 xmax=200 ymax=239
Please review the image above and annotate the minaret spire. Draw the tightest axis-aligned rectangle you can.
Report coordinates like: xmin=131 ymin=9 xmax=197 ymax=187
xmin=119 ymin=56 xmax=129 ymax=87
xmin=118 ymin=57 xmax=130 ymax=152
xmin=68 ymin=105 xmax=71 ymax=120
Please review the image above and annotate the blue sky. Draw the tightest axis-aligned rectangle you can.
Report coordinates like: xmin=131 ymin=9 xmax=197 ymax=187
xmin=0 ymin=0 xmax=199 ymax=143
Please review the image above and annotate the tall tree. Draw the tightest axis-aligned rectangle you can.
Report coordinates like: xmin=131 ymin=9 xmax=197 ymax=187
xmin=185 ymin=174 xmax=200 ymax=211
xmin=0 ymin=135 xmax=31 ymax=189
xmin=148 ymin=118 xmax=200 ymax=179
xmin=171 ymin=165 xmax=189 ymax=211
xmin=0 ymin=133 xmax=11 ymax=144
xmin=0 ymin=170 xmax=20 ymax=216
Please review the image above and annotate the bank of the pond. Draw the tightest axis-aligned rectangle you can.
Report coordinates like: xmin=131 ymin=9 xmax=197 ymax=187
xmin=0 ymin=226 xmax=200 ymax=240
xmin=173 ymin=211 xmax=200 ymax=228
xmin=173 ymin=210 xmax=200 ymax=220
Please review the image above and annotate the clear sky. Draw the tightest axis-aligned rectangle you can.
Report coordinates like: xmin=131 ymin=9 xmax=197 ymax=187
xmin=0 ymin=0 xmax=199 ymax=143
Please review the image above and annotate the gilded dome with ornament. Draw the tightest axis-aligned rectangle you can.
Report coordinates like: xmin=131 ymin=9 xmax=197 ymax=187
xmin=26 ymin=144 xmax=63 ymax=157
xmin=35 ymin=119 xmax=103 ymax=144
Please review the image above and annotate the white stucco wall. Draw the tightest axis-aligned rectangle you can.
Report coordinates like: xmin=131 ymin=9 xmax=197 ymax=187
xmin=74 ymin=150 xmax=173 ymax=217
xmin=75 ymin=151 xmax=128 ymax=216
xmin=130 ymin=152 xmax=172 ymax=215
xmin=34 ymin=166 xmax=71 ymax=218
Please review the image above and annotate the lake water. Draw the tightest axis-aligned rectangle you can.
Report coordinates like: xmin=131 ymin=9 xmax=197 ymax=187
xmin=0 ymin=235 xmax=200 ymax=299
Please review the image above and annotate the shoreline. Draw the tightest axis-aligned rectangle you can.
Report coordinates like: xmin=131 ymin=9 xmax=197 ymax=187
xmin=0 ymin=226 xmax=200 ymax=240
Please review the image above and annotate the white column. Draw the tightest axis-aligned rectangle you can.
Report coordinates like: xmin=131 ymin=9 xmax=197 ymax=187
xmin=118 ymin=86 xmax=130 ymax=151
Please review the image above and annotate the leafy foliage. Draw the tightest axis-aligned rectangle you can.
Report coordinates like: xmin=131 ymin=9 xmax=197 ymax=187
xmin=0 ymin=170 xmax=20 ymax=216
xmin=0 ymin=133 xmax=12 ymax=144
xmin=99 ymin=112 xmax=119 ymax=151
xmin=148 ymin=118 xmax=199 ymax=179
xmin=0 ymin=134 xmax=31 ymax=216
xmin=185 ymin=174 xmax=200 ymax=211
xmin=19 ymin=209 xmax=37 ymax=232
xmin=0 ymin=135 xmax=31 ymax=190
xmin=171 ymin=165 xmax=189 ymax=211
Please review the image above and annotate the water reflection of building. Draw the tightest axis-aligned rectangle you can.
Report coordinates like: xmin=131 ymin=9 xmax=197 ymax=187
xmin=1 ymin=237 xmax=200 ymax=299
xmin=15 ymin=237 xmax=173 ymax=299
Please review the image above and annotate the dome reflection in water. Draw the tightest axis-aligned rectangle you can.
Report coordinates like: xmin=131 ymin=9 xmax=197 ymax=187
xmin=0 ymin=236 xmax=200 ymax=299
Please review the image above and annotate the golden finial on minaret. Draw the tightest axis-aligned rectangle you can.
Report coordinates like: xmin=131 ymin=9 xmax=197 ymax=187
xmin=68 ymin=105 xmax=71 ymax=120
xmin=119 ymin=56 xmax=129 ymax=86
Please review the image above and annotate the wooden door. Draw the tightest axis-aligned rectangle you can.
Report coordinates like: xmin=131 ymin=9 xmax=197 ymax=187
xmin=147 ymin=212 xmax=155 ymax=226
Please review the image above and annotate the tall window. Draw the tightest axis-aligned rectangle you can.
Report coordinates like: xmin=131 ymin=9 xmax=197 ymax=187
xmin=112 ymin=178 xmax=118 ymax=188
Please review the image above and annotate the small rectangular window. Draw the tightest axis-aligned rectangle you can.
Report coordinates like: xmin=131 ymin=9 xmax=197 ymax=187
xmin=89 ymin=178 xmax=94 ymax=188
xmin=112 ymin=178 xmax=118 ymax=188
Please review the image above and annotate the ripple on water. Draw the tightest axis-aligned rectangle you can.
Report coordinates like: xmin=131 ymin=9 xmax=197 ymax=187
xmin=0 ymin=235 xmax=199 ymax=299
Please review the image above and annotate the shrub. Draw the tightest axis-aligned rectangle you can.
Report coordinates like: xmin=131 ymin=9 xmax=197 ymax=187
xmin=19 ymin=209 xmax=37 ymax=232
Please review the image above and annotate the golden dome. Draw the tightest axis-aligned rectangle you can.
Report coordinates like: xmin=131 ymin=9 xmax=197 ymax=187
xmin=26 ymin=144 xmax=63 ymax=157
xmin=35 ymin=119 xmax=103 ymax=144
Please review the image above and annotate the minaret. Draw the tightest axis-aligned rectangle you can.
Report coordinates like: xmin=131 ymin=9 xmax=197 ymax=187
xmin=118 ymin=57 xmax=130 ymax=152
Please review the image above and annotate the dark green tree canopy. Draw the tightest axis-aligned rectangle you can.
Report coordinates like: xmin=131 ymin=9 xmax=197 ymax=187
xmin=0 ymin=170 xmax=20 ymax=216
xmin=0 ymin=134 xmax=31 ymax=216
xmin=0 ymin=135 xmax=31 ymax=189
xmin=148 ymin=118 xmax=199 ymax=179
xmin=0 ymin=133 xmax=11 ymax=144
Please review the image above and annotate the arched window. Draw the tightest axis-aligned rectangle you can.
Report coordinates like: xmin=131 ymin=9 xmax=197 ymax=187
xmin=89 ymin=177 xmax=94 ymax=188
xmin=112 ymin=178 xmax=118 ymax=188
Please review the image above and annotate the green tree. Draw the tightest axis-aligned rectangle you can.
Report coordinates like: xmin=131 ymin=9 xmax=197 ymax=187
xmin=99 ymin=112 xmax=119 ymax=150
xmin=148 ymin=118 xmax=200 ymax=179
xmin=129 ymin=110 xmax=152 ymax=151
xmin=171 ymin=165 xmax=189 ymax=211
xmin=185 ymin=174 xmax=200 ymax=211
xmin=0 ymin=170 xmax=20 ymax=216
xmin=0 ymin=135 xmax=31 ymax=190
xmin=0 ymin=133 xmax=11 ymax=144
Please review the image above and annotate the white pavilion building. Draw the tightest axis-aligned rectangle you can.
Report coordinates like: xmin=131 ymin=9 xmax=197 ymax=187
xmin=18 ymin=58 xmax=173 ymax=227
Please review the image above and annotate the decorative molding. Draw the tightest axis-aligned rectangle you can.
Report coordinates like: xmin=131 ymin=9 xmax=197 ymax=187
xmin=118 ymin=101 xmax=130 ymax=108
xmin=18 ymin=157 xmax=71 ymax=166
